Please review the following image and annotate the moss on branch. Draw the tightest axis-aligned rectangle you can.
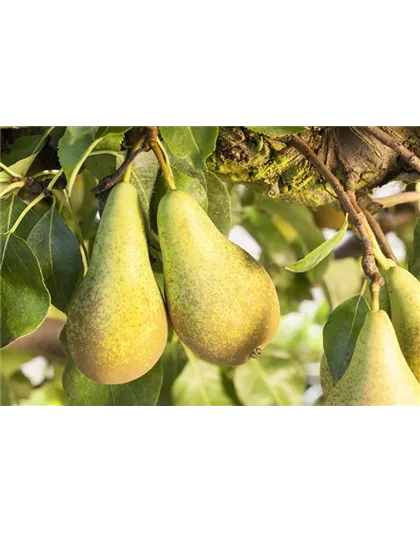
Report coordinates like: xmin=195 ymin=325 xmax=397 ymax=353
xmin=208 ymin=127 xmax=420 ymax=207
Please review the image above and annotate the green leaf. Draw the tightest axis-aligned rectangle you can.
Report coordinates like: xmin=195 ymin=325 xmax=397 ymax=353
xmin=168 ymin=151 xmax=207 ymax=189
xmin=286 ymin=215 xmax=348 ymax=273
xmin=172 ymin=348 xmax=234 ymax=406
xmin=0 ymin=195 xmax=41 ymax=239
xmin=58 ymin=127 xmax=99 ymax=194
xmin=128 ymin=150 xmax=162 ymax=248
xmin=408 ymin=218 xmax=420 ymax=281
xmin=323 ymin=295 xmax=370 ymax=383
xmin=84 ymin=153 xmax=118 ymax=181
xmin=233 ymin=354 xmax=306 ymax=406
xmin=246 ymin=127 xmax=305 ymax=137
xmin=206 ymin=172 xmax=232 ymax=235
xmin=0 ymin=129 xmax=53 ymax=179
xmin=27 ymin=205 xmax=83 ymax=312
xmin=257 ymin=196 xmax=330 ymax=283
xmin=58 ymin=127 xmax=131 ymax=195
xmin=0 ymin=234 xmax=50 ymax=348
xmin=64 ymin=169 xmax=99 ymax=239
xmin=157 ymin=336 xmax=188 ymax=405
xmin=63 ymin=356 xmax=163 ymax=406
xmin=61 ymin=328 xmax=163 ymax=406
xmin=172 ymin=168 xmax=208 ymax=210
xmin=94 ymin=130 xmax=128 ymax=151
xmin=159 ymin=127 xmax=218 ymax=170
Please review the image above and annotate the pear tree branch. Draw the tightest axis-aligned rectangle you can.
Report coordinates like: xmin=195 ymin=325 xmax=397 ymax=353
xmin=359 ymin=126 xmax=420 ymax=173
xmin=92 ymin=133 xmax=149 ymax=196
xmin=360 ymin=205 xmax=398 ymax=264
xmin=283 ymin=135 xmax=384 ymax=294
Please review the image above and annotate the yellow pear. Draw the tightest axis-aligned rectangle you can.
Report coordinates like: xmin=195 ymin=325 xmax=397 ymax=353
xmin=157 ymin=190 xmax=280 ymax=366
xmin=384 ymin=265 xmax=420 ymax=381
xmin=325 ymin=310 xmax=420 ymax=406
xmin=67 ymin=182 xmax=168 ymax=384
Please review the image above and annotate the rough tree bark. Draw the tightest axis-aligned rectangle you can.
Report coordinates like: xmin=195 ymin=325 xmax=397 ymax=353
xmin=208 ymin=127 xmax=420 ymax=207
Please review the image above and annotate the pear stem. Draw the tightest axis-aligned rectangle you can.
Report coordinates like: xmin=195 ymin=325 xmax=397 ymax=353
xmin=370 ymin=281 xmax=380 ymax=312
xmin=123 ymin=136 xmax=145 ymax=184
xmin=150 ymin=137 xmax=177 ymax=191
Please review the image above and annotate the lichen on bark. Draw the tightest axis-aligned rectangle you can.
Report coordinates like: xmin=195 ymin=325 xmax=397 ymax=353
xmin=208 ymin=127 xmax=419 ymax=207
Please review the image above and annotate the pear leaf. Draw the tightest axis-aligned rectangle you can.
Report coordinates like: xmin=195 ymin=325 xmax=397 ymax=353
xmin=172 ymin=347 xmax=234 ymax=406
xmin=157 ymin=337 xmax=188 ymax=405
xmin=0 ymin=234 xmax=50 ymax=348
xmin=159 ymin=127 xmax=218 ymax=171
xmin=286 ymin=215 xmax=348 ymax=273
xmin=27 ymin=206 xmax=83 ymax=312
xmin=58 ymin=126 xmax=131 ymax=195
xmin=206 ymin=172 xmax=232 ymax=235
xmin=0 ymin=195 xmax=40 ymax=239
xmin=323 ymin=295 xmax=370 ymax=383
xmin=0 ymin=129 xmax=53 ymax=180
xmin=172 ymin=168 xmax=208 ymax=210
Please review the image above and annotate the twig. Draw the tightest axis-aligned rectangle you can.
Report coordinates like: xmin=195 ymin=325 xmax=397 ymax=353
xmin=92 ymin=145 xmax=146 ymax=196
xmin=359 ymin=126 xmax=420 ymax=173
xmin=360 ymin=205 xmax=398 ymax=264
xmin=92 ymin=128 xmax=151 ymax=196
xmin=375 ymin=191 xmax=420 ymax=208
xmin=284 ymin=135 xmax=383 ymax=286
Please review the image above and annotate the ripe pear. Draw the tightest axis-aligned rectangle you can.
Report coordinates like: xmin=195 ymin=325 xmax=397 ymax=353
xmin=325 ymin=310 xmax=420 ymax=406
xmin=384 ymin=266 xmax=420 ymax=381
xmin=320 ymin=353 xmax=334 ymax=398
xmin=67 ymin=182 xmax=168 ymax=384
xmin=157 ymin=190 xmax=280 ymax=366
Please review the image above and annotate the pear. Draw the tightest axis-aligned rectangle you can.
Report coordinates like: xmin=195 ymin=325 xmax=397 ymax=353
xmin=66 ymin=182 xmax=168 ymax=384
xmin=325 ymin=310 xmax=420 ymax=406
xmin=320 ymin=353 xmax=334 ymax=398
xmin=384 ymin=266 xmax=420 ymax=381
xmin=157 ymin=190 xmax=280 ymax=366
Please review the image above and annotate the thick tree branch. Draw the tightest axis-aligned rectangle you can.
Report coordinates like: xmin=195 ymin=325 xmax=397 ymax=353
xmin=359 ymin=126 xmax=420 ymax=173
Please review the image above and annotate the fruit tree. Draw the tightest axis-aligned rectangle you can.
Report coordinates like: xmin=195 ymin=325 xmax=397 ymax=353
xmin=0 ymin=126 xmax=419 ymax=406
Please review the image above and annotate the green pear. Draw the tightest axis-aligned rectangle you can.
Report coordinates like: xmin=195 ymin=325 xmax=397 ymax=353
xmin=320 ymin=353 xmax=333 ymax=398
xmin=384 ymin=266 xmax=420 ymax=381
xmin=325 ymin=310 xmax=420 ymax=406
xmin=67 ymin=182 xmax=168 ymax=384
xmin=157 ymin=190 xmax=280 ymax=366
